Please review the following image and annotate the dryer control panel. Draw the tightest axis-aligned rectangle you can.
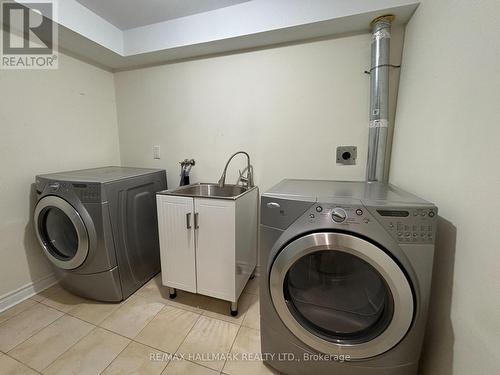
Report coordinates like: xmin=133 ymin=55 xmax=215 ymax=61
xmin=305 ymin=203 xmax=437 ymax=245
xmin=306 ymin=203 xmax=373 ymax=227
xmin=374 ymin=207 xmax=438 ymax=244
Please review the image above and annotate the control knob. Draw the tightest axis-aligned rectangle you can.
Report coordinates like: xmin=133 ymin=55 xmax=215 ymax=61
xmin=48 ymin=182 xmax=60 ymax=191
xmin=331 ymin=208 xmax=347 ymax=223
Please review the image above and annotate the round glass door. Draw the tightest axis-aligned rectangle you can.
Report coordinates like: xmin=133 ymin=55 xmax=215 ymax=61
xmin=42 ymin=207 xmax=79 ymax=260
xmin=284 ymin=250 xmax=393 ymax=345
xmin=270 ymin=232 xmax=414 ymax=359
xmin=34 ymin=196 xmax=89 ymax=270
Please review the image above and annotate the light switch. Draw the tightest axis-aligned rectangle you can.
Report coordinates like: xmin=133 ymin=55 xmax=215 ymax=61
xmin=153 ymin=145 xmax=161 ymax=159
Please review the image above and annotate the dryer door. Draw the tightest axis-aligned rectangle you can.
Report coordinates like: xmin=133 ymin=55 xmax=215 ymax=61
xmin=34 ymin=196 xmax=89 ymax=270
xmin=270 ymin=232 xmax=414 ymax=360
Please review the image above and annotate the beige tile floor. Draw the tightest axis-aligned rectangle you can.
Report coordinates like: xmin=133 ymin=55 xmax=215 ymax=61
xmin=0 ymin=275 xmax=279 ymax=375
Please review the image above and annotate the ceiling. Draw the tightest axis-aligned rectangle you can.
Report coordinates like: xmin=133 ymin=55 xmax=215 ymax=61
xmin=18 ymin=0 xmax=420 ymax=70
xmin=75 ymin=0 xmax=251 ymax=30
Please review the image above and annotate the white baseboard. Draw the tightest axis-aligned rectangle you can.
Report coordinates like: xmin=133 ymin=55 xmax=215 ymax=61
xmin=0 ymin=273 xmax=57 ymax=313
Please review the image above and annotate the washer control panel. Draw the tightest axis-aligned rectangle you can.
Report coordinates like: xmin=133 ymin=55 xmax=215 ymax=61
xmin=35 ymin=178 xmax=101 ymax=203
xmin=72 ymin=183 xmax=101 ymax=203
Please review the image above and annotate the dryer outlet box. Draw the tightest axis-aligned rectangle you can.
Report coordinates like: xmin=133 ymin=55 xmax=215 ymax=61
xmin=336 ymin=146 xmax=357 ymax=165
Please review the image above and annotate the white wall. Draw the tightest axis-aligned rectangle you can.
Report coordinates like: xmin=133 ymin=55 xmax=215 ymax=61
xmin=115 ymin=30 xmax=403 ymax=192
xmin=389 ymin=1 xmax=500 ymax=374
xmin=0 ymin=52 xmax=121 ymax=300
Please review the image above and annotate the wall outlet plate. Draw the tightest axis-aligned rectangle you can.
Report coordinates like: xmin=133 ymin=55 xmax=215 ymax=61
xmin=336 ymin=146 xmax=357 ymax=165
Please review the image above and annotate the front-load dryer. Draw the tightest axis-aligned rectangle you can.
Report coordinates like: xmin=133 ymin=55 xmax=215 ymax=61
xmin=260 ymin=179 xmax=437 ymax=375
xmin=34 ymin=166 xmax=167 ymax=301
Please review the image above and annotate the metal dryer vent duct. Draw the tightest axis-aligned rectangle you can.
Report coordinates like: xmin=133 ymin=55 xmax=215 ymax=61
xmin=366 ymin=15 xmax=394 ymax=182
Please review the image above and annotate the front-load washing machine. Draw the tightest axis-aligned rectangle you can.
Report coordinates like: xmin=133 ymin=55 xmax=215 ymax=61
xmin=34 ymin=166 xmax=167 ymax=302
xmin=260 ymin=179 xmax=437 ymax=375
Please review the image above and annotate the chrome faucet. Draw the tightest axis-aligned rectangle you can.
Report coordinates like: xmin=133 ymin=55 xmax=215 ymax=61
xmin=218 ymin=151 xmax=254 ymax=188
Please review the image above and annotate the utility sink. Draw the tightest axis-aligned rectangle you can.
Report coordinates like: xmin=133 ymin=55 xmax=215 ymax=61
xmin=159 ymin=183 xmax=256 ymax=200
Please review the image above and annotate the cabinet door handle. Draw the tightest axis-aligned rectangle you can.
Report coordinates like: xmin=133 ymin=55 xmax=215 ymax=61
xmin=194 ymin=212 xmax=199 ymax=229
xmin=186 ymin=213 xmax=192 ymax=229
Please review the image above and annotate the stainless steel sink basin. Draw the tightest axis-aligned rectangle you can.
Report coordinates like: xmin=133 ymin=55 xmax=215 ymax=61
xmin=158 ymin=183 xmax=256 ymax=200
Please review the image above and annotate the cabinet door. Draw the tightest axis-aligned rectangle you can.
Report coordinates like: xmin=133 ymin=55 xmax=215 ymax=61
xmin=194 ymin=198 xmax=236 ymax=301
xmin=156 ymin=195 xmax=196 ymax=293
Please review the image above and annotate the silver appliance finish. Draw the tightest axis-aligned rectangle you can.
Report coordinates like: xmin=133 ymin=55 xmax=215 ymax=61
xmin=34 ymin=166 xmax=167 ymax=302
xmin=367 ymin=16 xmax=393 ymax=182
xmin=260 ymin=179 xmax=437 ymax=375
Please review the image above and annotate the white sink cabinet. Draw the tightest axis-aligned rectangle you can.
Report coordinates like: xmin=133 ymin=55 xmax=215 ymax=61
xmin=156 ymin=187 xmax=258 ymax=314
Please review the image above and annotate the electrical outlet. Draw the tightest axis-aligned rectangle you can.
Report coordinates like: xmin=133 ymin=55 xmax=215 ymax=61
xmin=153 ymin=145 xmax=161 ymax=159
xmin=336 ymin=146 xmax=357 ymax=165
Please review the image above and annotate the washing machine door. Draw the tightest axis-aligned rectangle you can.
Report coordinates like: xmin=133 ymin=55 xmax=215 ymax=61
xmin=270 ymin=232 xmax=414 ymax=360
xmin=34 ymin=196 xmax=89 ymax=270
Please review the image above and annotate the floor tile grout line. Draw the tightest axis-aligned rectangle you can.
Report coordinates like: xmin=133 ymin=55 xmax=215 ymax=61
xmin=172 ymin=312 xmax=204 ymax=355
xmin=200 ymin=292 xmax=257 ymax=326
xmin=131 ymin=301 xmax=174 ymax=344
xmin=156 ymin=313 xmax=203 ymax=374
xmin=129 ymin=289 xmax=254 ymax=371
xmin=97 ymin=307 xmax=200 ymax=359
xmin=123 ymin=292 xmax=246 ymax=351
xmin=96 ymin=298 xmax=167 ymax=344
xmin=98 ymin=338 xmax=135 ymax=375
xmin=4 ymin=307 xmax=95 ymax=370
xmin=38 ymin=298 xmax=85 ymax=315
xmin=6 ymin=284 xmax=258 ymax=374
xmin=6 ymin=312 xmax=68 ymax=355
xmin=162 ymin=300 xmax=203 ymax=314
xmin=38 ymin=319 xmax=98 ymax=373
xmin=114 ymin=341 xmax=171 ymax=374
xmin=1 ymin=303 xmax=64 ymax=355
xmin=36 ymin=285 xmax=68 ymax=307
xmin=221 ymin=321 xmax=243 ymax=375
xmin=174 ymin=314 xmax=240 ymax=374
xmin=166 ymin=313 xmax=228 ymax=373
xmin=0 ymin=299 xmax=40 ymax=328
xmin=66 ymin=305 xmax=121 ymax=326
xmin=165 ymin=313 xmax=201 ymax=355
xmin=98 ymin=294 xmax=136 ymax=322
xmin=132 ymin=304 xmax=201 ymax=356
xmin=98 ymin=325 xmax=136 ymax=342
xmin=241 ymin=293 xmax=259 ymax=328
xmin=38 ymin=309 xmax=185 ymax=375
xmin=4 ymin=351 xmax=43 ymax=374
xmin=38 ymin=308 xmax=192 ymax=373
xmin=98 ymin=318 xmax=198 ymax=356
xmin=131 ymin=339 xmax=176 ymax=354
xmin=181 ymin=357 xmax=226 ymax=374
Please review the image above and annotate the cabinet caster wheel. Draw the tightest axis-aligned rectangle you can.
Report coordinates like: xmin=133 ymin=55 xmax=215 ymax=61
xmin=230 ymin=309 xmax=238 ymax=317
xmin=249 ymin=274 xmax=255 ymax=280
xmin=169 ymin=288 xmax=177 ymax=299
